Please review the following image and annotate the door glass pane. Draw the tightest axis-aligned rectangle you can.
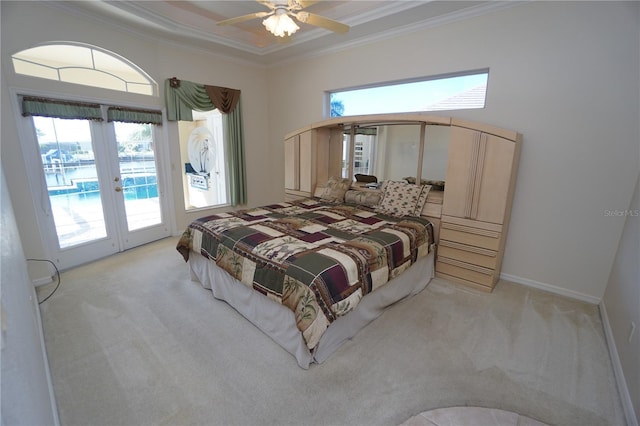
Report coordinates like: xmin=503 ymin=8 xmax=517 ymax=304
xmin=352 ymin=133 xmax=376 ymax=176
xmin=113 ymin=122 xmax=162 ymax=231
xmin=34 ymin=117 xmax=107 ymax=248
xmin=341 ymin=134 xmax=350 ymax=179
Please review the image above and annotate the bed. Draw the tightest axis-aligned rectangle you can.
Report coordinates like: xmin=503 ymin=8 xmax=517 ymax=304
xmin=176 ymin=181 xmax=438 ymax=368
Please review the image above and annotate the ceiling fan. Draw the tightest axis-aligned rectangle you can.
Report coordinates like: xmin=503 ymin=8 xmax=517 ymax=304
xmin=217 ymin=0 xmax=350 ymax=37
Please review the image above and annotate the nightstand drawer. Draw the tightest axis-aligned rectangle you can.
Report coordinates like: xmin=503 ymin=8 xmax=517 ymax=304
xmin=438 ymin=240 xmax=498 ymax=269
xmin=422 ymin=202 xmax=442 ymax=218
xmin=436 ymin=257 xmax=495 ymax=287
xmin=440 ymin=223 xmax=501 ymax=251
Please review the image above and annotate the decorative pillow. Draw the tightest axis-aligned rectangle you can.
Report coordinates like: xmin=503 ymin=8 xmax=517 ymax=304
xmin=375 ymin=180 xmax=431 ymax=217
xmin=317 ymin=176 xmax=352 ymax=203
xmin=412 ymin=184 xmax=432 ymax=216
xmin=344 ymin=190 xmax=382 ymax=207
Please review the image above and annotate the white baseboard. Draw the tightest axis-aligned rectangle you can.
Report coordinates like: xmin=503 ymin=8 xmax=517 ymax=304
xmin=500 ymin=273 xmax=601 ymax=305
xmin=31 ymin=284 xmax=61 ymax=426
xmin=599 ymin=302 xmax=639 ymax=426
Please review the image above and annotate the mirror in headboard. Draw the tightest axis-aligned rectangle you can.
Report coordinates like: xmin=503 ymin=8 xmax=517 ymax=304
xmin=341 ymin=122 xmax=450 ymax=185
xmin=373 ymin=124 xmax=420 ymax=182
xmin=421 ymin=124 xmax=450 ymax=182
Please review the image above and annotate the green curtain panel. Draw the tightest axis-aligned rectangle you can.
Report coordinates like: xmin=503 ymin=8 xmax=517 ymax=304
xmin=224 ymin=98 xmax=247 ymax=206
xmin=165 ymin=78 xmax=247 ymax=205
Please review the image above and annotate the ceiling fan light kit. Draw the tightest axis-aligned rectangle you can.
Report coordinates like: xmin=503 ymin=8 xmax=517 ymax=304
xmin=217 ymin=0 xmax=349 ymax=38
xmin=263 ymin=10 xmax=300 ymax=37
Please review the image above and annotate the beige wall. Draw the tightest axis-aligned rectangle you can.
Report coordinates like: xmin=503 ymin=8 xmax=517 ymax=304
xmin=0 ymin=167 xmax=58 ymax=426
xmin=265 ymin=1 xmax=640 ymax=301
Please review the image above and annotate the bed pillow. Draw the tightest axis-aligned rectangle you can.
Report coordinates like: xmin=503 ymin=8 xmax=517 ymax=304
xmin=375 ymin=180 xmax=431 ymax=217
xmin=412 ymin=184 xmax=432 ymax=216
xmin=318 ymin=176 xmax=352 ymax=203
xmin=344 ymin=189 xmax=382 ymax=207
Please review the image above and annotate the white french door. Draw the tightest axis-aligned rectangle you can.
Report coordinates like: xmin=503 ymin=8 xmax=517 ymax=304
xmin=28 ymin=115 xmax=170 ymax=270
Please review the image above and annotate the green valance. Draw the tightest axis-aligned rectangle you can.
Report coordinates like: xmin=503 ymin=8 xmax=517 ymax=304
xmin=107 ymin=106 xmax=162 ymax=125
xmin=164 ymin=77 xmax=242 ymax=121
xmin=165 ymin=79 xmax=213 ymax=121
xmin=21 ymin=96 xmax=103 ymax=121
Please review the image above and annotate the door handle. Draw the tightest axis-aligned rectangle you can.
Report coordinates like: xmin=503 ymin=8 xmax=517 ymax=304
xmin=114 ymin=177 xmax=120 ymax=182
xmin=115 ymin=186 xmax=122 ymax=192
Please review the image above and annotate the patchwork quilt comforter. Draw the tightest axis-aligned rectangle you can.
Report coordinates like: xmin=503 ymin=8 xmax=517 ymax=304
xmin=176 ymin=198 xmax=434 ymax=351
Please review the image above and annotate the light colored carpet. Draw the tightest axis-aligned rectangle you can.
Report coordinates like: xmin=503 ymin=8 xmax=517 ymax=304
xmin=38 ymin=237 xmax=625 ymax=426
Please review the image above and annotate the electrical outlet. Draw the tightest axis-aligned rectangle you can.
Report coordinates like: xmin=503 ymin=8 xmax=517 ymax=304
xmin=629 ymin=322 xmax=636 ymax=343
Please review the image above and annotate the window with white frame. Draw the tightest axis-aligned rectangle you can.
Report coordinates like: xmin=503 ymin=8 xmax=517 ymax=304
xmin=12 ymin=42 xmax=157 ymax=96
xmin=328 ymin=70 xmax=488 ymax=117
xmin=179 ymin=109 xmax=229 ymax=210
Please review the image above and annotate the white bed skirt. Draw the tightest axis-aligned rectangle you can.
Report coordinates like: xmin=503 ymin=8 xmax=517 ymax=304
xmin=189 ymin=250 xmax=435 ymax=369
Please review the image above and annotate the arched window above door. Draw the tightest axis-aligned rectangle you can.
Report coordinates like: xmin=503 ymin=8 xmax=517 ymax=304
xmin=11 ymin=42 xmax=157 ymax=96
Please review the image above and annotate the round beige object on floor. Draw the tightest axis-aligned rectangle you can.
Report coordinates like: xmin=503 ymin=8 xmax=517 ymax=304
xmin=400 ymin=406 xmax=549 ymax=426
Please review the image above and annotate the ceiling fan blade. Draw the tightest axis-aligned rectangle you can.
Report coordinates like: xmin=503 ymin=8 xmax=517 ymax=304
xmin=296 ymin=12 xmax=349 ymax=34
xmin=217 ymin=11 xmax=271 ymax=26
xmin=256 ymin=1 xmax=277 ymax=10
xmin=294 ymin=0 xmax=319 ymax=9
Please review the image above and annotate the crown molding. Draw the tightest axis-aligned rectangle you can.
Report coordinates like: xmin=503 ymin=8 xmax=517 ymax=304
xmin=45 ymin=1 xmax=529 ymax=67
xmin=270 ymin=1 xmax=529 ymax=67
xmin=50 ymin=1 xmax=270 ymax=56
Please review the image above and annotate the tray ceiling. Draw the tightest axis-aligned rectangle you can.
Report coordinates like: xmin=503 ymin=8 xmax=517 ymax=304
xmin=49 ymin=1 xmax=517 ymax=65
